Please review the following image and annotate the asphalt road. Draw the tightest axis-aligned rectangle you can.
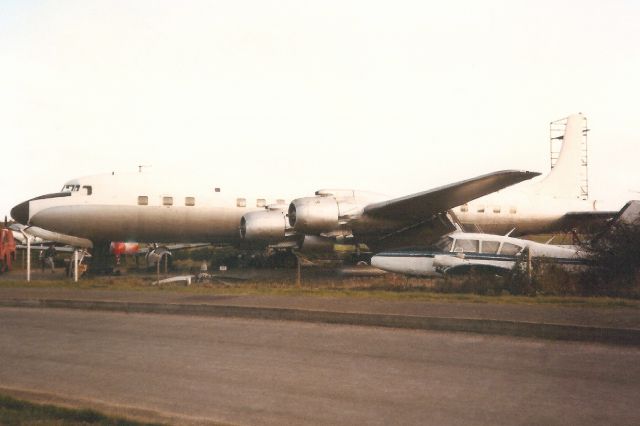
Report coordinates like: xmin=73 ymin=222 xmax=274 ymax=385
xmin=1 ymin=307 xmax=639 ymax=426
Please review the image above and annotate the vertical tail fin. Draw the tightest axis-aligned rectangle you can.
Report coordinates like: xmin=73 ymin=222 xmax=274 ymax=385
xmin=532 ymin=113 xmax=587 ymax=199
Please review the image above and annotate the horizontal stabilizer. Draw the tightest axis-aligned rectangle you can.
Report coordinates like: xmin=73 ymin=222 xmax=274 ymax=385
xmin=609 ymin=200 xmax=640 ymax=226
xmin=559 ymin=210 xmax=618 ymax=232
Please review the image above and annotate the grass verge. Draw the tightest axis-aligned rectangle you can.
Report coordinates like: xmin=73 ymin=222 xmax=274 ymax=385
xmin=0 ymin=272 xmax=639 ymax=309
xmin=0 ymin=393 xmax=160 ymax=425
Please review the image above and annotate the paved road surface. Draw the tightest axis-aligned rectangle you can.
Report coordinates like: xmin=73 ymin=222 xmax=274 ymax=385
xmin=1 ymin=307 xmax=639 ymax=425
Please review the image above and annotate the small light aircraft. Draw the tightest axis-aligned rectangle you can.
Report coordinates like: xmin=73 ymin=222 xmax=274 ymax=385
xmin=371 ymin=231 xmax=585 ymax=277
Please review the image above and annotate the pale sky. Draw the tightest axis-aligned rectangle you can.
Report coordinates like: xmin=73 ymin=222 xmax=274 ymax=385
xmin=1 ymin=0 xmax=639 ymax=218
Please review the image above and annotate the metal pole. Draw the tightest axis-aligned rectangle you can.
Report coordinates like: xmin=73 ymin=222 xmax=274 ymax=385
xmin=527 ymin=248 xmax=532 ymax=285
xmin=164 ymin=253 xmax=168 ymax=278
xmin=26 ymin=237 xmax=31 ymax=282
xmin=74 ymin=250 xmax=79 ymax=282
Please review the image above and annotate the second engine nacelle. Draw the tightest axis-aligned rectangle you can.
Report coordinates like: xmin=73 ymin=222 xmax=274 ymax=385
xmin=288 ymin=196 xmax=340 ymax=235
xmin=240 ymin=210 xmax=288 ymax=242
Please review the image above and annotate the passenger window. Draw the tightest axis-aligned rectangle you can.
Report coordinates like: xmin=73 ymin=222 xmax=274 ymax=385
xmin=509 ymin=206 xmax=517 ymax=214
xmin=481 ymin=241 xmax=500 ymax=254
xmin=82 ymin=185 xmax=92 ymax=196
xmin=500 ymin=243 xmax=522 ymax=255
xmin=493 ymin=206 xmax=501 ymax=214
xmin=214 ymin=187 xmax=221 ymax=193
xmin=460 ymin=204 xmax=468 ymax=213
xmin=163 ymin=196 xmax=173 ymax=206
xmin=237 ymin=198 xmax=246 ymax=207
xmin=138 ymin=196 xmax=148 ymax=206
xmin=185 ymin=197 xmax=195 ymax=206
xmin=477 ymin=205 xmax=485 ymax=213
xmin=256 ymin=198 xmax=266 ymax=208
xmin=453 ymin=239 xmax=479 ymax=253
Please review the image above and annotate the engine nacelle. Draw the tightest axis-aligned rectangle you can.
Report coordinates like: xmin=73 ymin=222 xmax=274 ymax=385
xmin=240 ymin=210 xmax=288 ymax=242
xmin=288 ymin=196 xmax=340 ymax=235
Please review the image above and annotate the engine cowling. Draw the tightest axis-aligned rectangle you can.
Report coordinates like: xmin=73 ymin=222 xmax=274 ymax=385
xmin=240 ymin=210 xmax=288 ymax=242
xmin=288 ymin=196 xmax=340 ymax=235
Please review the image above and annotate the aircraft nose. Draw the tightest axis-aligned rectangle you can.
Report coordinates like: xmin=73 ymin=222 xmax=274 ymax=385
xmin=10 ymin=200 xmax=30 ymax=225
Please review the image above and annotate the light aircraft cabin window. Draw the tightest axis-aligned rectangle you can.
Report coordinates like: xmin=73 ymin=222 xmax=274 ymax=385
xmin=237 ymin=198 xmax=246 ymax=207
xmin=509 ymin=206 xmax=517 ymax=214
xmin=82 ymin=185 xmax=92 ymax=195
xmin=256 ymin=198 xmax=266 ymax=208
xmin=481 ymin=241 xmax=500 ymax=254
xmin=460 ymin=204 xmax=468 ymax=213
xmin=493 ymin=206 xmax=501 ymax=214
xmin=163 ymin=196 xmax=173 ymax=206
xmin=185 ymin=197 xmax=195 ymax=206
xmin=453 ymin=239 xmax=479 ymax=253
xmin=500 ymin=243 xmax=522 ymax=255
xmin=138 ymin=196 xmax=148 ymax=206
xmin=476 ymin=205 xmax=485 ymax=213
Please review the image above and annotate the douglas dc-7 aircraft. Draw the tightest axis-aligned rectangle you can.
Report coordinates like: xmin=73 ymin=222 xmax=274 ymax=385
xmin=10 ymin=114 xmax=617 ymax=260
xmin=11 ymin=170 xmax=538 ymax=257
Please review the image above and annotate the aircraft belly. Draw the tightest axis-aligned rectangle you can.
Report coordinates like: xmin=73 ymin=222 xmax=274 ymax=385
xmin=30 ymin=205 xmax=244 ymax=243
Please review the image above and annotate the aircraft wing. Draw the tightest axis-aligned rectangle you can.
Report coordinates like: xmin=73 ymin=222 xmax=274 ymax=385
xmin=16 ymin=244 xmax=76 ymax=253
xmin=363 ymin=170 xmax=540 ymax=221
xmin=18 ymin=226 xmax=93 ymax=248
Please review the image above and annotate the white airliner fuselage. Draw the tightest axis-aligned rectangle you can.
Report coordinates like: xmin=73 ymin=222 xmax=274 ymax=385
xmin=14 ymin=172 xmax=300 ymax=243
xmin=12 ymin=170 xmax=539 ymax=251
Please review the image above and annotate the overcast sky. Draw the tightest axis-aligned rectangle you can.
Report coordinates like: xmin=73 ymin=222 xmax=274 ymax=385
xmin=1 ymin=0 xmax=639 ymax=218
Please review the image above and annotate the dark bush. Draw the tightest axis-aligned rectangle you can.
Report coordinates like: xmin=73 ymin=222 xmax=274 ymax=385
xmin=579 ymin=221 xmax=640 ymax=298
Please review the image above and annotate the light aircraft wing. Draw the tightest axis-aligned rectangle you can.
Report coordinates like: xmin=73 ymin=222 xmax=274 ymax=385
xmin=16 ymin=244 xmax=76 ymax=253
xmin=16 ymin=225 xmax=93 ymax=248
xmin=363 ymin=170 xmax=540 ymax=221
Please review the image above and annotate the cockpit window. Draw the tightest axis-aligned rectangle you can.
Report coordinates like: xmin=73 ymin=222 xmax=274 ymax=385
xmin=61 ymin=184 xmax=80 ymax=192
xmin=435 ymin=236 xmax=454 ymax=252
xmin=82 ymin=185 xmax=92 ymax=195
xmin=453 ymin=239 xmax=479 ymax=253
xmin=500 ymin=242 xmax=522 ymax=255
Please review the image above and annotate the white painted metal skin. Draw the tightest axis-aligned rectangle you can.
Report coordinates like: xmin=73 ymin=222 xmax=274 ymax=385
xmin=371 ymin=231 xmax=583 ymax=277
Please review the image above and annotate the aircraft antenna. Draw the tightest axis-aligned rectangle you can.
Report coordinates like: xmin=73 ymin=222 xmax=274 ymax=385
xmin=138 ymin=164 xmax=152 ymax=173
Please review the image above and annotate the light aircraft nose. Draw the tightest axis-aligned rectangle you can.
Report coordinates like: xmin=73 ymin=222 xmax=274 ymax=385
xmin=11 ymin=200 xmax=29 ymax=225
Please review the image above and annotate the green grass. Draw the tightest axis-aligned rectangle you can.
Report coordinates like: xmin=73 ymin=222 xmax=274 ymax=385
xmin=1 ymin=272 xmax=639 ymax=309
xmin=0 ymin=394 xmax=160 ymax=425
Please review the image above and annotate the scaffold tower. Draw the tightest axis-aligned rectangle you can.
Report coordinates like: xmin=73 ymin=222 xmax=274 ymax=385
xmin=550 ymin=114 xmax=589 ymax=200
